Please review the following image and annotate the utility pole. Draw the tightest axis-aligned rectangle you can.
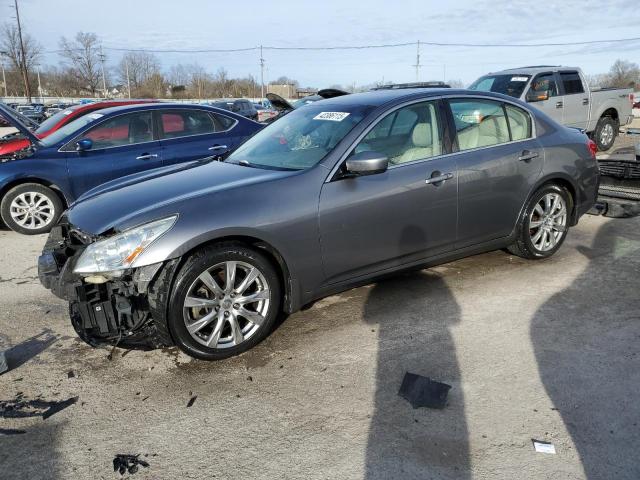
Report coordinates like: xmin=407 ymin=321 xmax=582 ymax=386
xmin=13 ymin=0 xmax=31 ymax=102
xmin=412 ymin=40 xmax=422 ymax=82
xmin=1 ymin=61 xmax=7 ymax=97
xmin=37 ymin=67 xmax=41 ymax=101
xmin=259 ymin=45 xmax=265 ymax=99
xmin=98 ymin=46 xmax=107 ymax=98
xmin=125 ymin=60 xmax=131 ymax=98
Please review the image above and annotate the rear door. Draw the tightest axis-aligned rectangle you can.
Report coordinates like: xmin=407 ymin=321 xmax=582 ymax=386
xmin=157 ymin=109 xmax=244 ymax=166
xmin=446 ymin=97 xmax=543 ymax=248
xmin=64 ymin=110 xmax=162 ymax=197
xmin=525 ymin=72 xmax=563 ymax=123
xmin=558 ymin=70 xmax=590 ymax=130
xmin=319 ymin=99 xmax=458 ymax=284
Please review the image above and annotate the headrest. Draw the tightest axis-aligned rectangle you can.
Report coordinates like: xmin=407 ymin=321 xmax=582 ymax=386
xmin=411 ymin=123 xmax=432 ymax=147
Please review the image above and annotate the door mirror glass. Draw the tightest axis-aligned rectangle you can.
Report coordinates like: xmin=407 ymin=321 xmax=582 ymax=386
xmin=76 ymin=138 xmax=93 ymax=152
xmin=526 ymin=90 xmax=549 ymax=102
xmin=345 ymin=151 xmax=388 ymax=176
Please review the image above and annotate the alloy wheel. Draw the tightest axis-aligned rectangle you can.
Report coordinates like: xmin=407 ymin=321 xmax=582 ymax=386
xmin=9 ymin=192 xmax=56 ymax=230
xmin=528 ymin=192 xmax=567 ymax=252
xmin=183 ymin=260 xmax=270 ymax=349
xmin=600 ymin=123 xmax=614 ymax=147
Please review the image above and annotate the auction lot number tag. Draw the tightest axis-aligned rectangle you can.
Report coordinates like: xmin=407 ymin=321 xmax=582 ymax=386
xmin=313 ymin=112 xmax=350 ymax=121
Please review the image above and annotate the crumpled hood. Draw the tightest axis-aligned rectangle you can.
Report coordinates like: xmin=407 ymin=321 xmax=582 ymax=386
xmin=66 ymin=159 xmax=291 ymax=235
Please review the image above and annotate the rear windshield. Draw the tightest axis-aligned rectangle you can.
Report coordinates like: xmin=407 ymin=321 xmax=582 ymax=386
xmin=40 ymin=113 xmax=105 ymax=148
xmin=469 ymin=74 xmax=531 ymax=98
xmin=36 ymin=105 xmax=81 ymax=135
xmin=227 ymin=104 xmax=372 ymax=170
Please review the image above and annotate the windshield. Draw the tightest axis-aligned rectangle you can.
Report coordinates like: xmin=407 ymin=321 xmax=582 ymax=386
xmin=227 ymin=104 xmax=371 ymax=170
xmin=40 ymin=112 xmax=105 ymax=148
xmin=468 ymin=74 xmax=531 ymax=98
xmin=36 ymin=106 xmax=80 ymax=136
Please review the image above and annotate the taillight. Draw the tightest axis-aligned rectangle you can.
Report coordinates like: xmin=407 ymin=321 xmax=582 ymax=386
xmin=587 ymin=138 xmax=597 ymax=158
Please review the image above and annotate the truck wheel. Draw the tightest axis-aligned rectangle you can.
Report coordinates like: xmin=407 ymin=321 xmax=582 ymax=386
xmin=507 ymin=184 xmax=571 ymax=260
xmin=0 ymin=183 xmax=63 ymax=235
xmin=594 ymin=116 xmax=617 ymax=151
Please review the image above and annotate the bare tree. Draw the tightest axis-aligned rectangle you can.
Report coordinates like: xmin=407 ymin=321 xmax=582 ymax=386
xmin=117 ymin=51 xmax=161 ymax=97
xmin=607 ymin=59 xmax=640 ymax=89
xmin=0 ymin=23 xmax=41 ymax=97
xmin=59 ymin=32 xmax=102 ymax=96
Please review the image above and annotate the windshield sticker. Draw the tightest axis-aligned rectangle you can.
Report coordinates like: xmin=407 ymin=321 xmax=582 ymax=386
xmin=511 ymin=76 xmax=529 ymax=82
xmin=313 ymin=112 xmax=350 ymax=122
xmin=86 ymin=113 xmax=104 ymax=120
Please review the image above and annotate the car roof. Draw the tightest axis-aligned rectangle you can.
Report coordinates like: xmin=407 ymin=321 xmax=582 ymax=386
xmin=87 ymin=102 xmax=230 ymax=116
xmin=309 ymin=88 xmax=467 ymax=108
xmin=487 ymin=66 xmax=579 ymax=76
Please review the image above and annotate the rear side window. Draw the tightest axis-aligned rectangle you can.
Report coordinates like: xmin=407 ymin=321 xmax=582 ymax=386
xmin=560 ymin=71 xmax=584 ymax=95
xmin=213 ymin=113 xmax=236 ymax=130
xmin=159 ymin=110 xmax=216 ymax=139
xmin=450 ymin=99 xmax=510 ymax=151
xmin=504 ymin=104 xmax=532 ymax=141
xmin=84 ymin=112 xmax=153 ymax=149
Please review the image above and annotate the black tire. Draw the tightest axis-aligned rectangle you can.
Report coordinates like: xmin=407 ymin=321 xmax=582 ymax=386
xmin=167 ymin=243 xmax=282 ymax=360
xmin=593 ymin=116 xmax=617 ymax=151
xmin=507 ymin=184 xmax=572 ymax=260
xmin=0 ymin=183 xmax=63 ymax=235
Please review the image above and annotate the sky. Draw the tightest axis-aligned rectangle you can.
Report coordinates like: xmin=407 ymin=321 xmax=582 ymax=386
xmin=2 ymin=0 xmax=639 ymax=88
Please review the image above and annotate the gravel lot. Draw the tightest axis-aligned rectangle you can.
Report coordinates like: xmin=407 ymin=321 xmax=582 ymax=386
xmin=0 ymin=210 xmax=639 ymax=479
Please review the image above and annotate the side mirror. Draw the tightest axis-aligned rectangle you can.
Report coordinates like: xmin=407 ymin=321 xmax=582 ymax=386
xmin=75 ymin=138 xmax=93 ymax=152
xmin=345 ymin=151 xmax=389 ymax=176
xmin=526 ymin=90 xmax=549 ymax=102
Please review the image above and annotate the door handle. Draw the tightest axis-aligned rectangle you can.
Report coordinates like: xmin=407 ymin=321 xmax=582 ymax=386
xmin=518 ymin=150 xmax=539 ymax=162
xmin=425 ymin=172 xmax=454 ymax=185
xmin=208 ymin=145 xmax=228 ymax=151
xmin=582 ymin=98 xmax=589 ymax=105
xmin=136 ymin=153 xmax=158 ymax=160
xmin=555 ymin=101 xmax=563 ymax=109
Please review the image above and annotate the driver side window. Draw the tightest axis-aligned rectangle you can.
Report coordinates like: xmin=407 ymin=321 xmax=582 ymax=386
xmin=352 ymin=101 xmax=442 ymax=166
xmin=528 ymin=73 xmax=558 ymax=98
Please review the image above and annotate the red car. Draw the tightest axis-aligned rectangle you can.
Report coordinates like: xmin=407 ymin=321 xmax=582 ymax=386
xmin=0 ymin=100 xmax=156 ymax=156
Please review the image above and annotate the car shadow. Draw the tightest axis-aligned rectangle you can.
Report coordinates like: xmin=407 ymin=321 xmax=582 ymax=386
xmin=0 ymin=422 xmax=64 ymax=479
xmin=531 ymin=219 xmax=640 ymax=479
xmin=363 ymin=270 xmax=470 ymax=479
xmin=3 ymin=330 xmax=56 ymax=372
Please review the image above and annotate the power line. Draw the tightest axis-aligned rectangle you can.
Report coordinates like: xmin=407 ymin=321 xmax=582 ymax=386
xmin=43 ymin=36 xmax=640 ymax=55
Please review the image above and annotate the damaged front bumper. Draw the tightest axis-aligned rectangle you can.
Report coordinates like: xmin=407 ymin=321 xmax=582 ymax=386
xmin=38 ymin=223 xmax=177 ymax=349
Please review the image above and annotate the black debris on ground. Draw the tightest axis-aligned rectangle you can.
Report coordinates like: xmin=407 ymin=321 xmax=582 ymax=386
xmin=0 ymin=428 xmax=26 ymax=435
xmin=398 ymin=372 xmax=451 ymax=409
xmin=67 ymin=370 xmax=75 ymax=379
xmin=113 ymin=454 xmax=149 ymax=476
xmin=186 ymin=396 xmax=197 ymax=408
xmin=0 ymin=393 xmax=79 ymax=420
xmin=0 ymin=351 xmax=7 ymax=375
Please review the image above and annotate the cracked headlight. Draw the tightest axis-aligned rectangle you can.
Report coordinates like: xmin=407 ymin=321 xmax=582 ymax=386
xmin=74 ymin=216 xmax=177 ymax=274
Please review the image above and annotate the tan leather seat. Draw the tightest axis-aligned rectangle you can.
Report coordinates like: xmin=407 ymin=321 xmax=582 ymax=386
xmin=477 ymin=115 xmax=509 ymax=147
xmin=396 ymin=122 xmax=441 ymax=164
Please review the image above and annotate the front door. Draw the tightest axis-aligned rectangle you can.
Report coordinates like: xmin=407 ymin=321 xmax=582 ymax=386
xmin=66 ymin=110 xmax=163 ymax=198
xmin=526 ymin=72 xmax=563 ymax=124
xmin=447 ymin=98 xmax=543 ymax=248
xmin=319 ymin=100 xmax=458 ymax=285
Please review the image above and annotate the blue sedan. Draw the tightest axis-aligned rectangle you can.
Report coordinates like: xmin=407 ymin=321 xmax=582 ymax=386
xmin=0 ymin=103 xmax=262 ymax=234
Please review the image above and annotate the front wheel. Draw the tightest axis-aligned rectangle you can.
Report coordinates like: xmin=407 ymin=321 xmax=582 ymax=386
xmin=167 ymin=244 xmax=282 ymax=360
xmin=507 ymin=184 xmax=571 ymax=260
xmin=0 ymin=183 xmax=63 ymax=235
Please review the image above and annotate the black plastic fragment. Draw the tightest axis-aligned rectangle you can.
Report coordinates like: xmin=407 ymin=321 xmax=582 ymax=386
xmin=113 ymin=454 xmax=150 ymax=476
xmin=67 ymin=370 xmax=75 ymax=379
xmin=398 ymin=372 xmax=451 ymax=409
xmin=0 ymin=428 xmax=26 ymax=435
xmin=186 ymin=396 xmax=197 ymax=408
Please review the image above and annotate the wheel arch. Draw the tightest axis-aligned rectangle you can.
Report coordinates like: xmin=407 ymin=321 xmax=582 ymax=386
xmin=0 ymin=177 xmax=70 ymax=209
xmin=531 ymin=174 xmax=578 ymax=223
xmin=598 ymin=107 xmax=619 ymax=123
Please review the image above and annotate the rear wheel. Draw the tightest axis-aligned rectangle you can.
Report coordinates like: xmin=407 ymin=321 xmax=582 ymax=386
xmin=594 ymin=116 xmax=617 ymax=151
xmin=0 ymin=183 xmax=63 ymax=235
xmin=507 ymin=184 xmax=571 ymax=260
xmin=167 ymin=244 xmax=281 ymax=360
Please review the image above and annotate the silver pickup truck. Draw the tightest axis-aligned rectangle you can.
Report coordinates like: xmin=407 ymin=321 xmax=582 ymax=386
xmin=470 ymin=66 xmax=634 ymax=150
